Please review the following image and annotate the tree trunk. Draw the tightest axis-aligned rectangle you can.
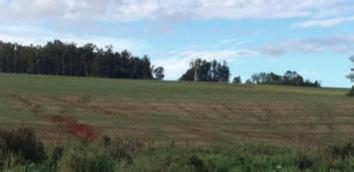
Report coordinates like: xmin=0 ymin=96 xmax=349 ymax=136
xmin=62 ymin=60 xmax=65 ymax=75
xmin=349 ymin=86 xmax=354 ymax=96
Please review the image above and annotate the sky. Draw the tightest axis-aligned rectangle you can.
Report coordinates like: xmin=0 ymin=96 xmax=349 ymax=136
xmin=0 ymin=0 xmax=354 ymax=88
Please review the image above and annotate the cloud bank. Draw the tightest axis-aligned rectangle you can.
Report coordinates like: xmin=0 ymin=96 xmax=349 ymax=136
xmin=293 ymin=16 xmax=354 ymax=28
xmin=0 ymin=25 xmax=144 ymax=52
xmin=261 ymin=35 xmax=354 ymax=56
xmin=0 ymin=0 xmax=349 ymax=23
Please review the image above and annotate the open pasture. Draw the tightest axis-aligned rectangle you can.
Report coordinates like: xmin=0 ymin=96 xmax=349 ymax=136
xmin=0 ymin=73 xmax=353 ymax=148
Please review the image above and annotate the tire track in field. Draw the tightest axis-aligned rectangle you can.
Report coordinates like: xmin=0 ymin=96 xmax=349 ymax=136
xmin=50 ymin=97 xmax=125 ymax=117
xmin=176 ymin=103 xmax=194 ymax=115
xmin=8 ymin=95 xmax=99 ymax=141
xmin=222 ymin=104 xmax=237 ymax=114
xmin=9 ymin=95 xmax=41 ymax=114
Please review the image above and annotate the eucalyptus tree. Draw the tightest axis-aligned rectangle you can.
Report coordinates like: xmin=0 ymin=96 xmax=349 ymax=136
xmin=153 ymin=66 xmax=165 ymax=80
xmin=180 ymin=58 xmax=230 ymax=83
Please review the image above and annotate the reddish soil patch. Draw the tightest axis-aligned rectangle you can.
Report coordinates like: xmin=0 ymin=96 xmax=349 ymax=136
xmin=52 ymin=116 xmax=97 ymax=142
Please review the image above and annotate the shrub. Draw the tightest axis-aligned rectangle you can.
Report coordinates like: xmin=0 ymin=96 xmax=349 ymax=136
xmin=0 ymin=128 xmax=46 ymax=163
xmin=296 ymin=154 xmax=314 ymax=170
xmin=187 ymin=155 xmax=208 ymax=172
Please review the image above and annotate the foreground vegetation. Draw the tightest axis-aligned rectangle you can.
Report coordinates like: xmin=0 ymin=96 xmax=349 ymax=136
xmin=1 ymin=128 xmax=354 ymax=172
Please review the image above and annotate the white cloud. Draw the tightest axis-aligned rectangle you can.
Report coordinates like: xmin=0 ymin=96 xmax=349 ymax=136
xmin=299 ymin=70 xmax=319 ymax=77
xmin=260 ymin=35 xmax=354 ymax=56
xmin=0 ymin=25 xmax=143 ymax=52
xmin=179 ymin=50 xmax=255 ymax=60
xmin=195 ymin=0 xmax=332 ymax=19
xmin=216 ymin=39 xmax=239 ymax=47
xmin=0 ymin=0 xmax=68 ymax=21
xmin=292 ymin=16 xmax=354 ymax=28
xmin=216 ymin=39 xmax=252 ymax=47
xmin=0 ymin=0 xmax=349 ymax=23
xmin=152 ymin=49 xmax=256 ymax=79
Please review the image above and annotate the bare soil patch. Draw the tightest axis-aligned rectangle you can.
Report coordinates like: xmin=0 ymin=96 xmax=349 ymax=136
xmin=51 ymin=115 xmax=97 ymax=142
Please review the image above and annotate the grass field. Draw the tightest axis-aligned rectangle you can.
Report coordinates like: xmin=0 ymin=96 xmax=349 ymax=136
xmin=0 ymin=73 xmax=353 ymax=150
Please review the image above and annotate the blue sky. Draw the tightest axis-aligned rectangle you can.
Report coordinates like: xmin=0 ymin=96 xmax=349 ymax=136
xmin=1 ymin=0 xmax=354 ymax=87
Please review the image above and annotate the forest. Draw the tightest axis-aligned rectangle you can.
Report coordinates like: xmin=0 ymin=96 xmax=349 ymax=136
xmin=0 ymin=40 xmax=153 ymax=79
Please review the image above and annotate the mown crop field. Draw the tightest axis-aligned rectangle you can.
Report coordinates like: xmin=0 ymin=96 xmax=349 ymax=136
xmin=0 ymin=73 xmax=353 ymax=149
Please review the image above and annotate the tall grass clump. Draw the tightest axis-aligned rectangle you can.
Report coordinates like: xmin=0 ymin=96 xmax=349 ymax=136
xmin=57 ymin=136 xmax=144 ymax=172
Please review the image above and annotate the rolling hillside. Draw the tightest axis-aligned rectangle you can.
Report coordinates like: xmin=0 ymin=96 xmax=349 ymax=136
xmin=0 ymin=73 xmax=353 ymax=148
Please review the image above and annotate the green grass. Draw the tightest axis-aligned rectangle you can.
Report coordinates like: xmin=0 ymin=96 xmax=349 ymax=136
xmin=1 ymin=73 xmax=354 ymax=171
xmin=0 ymin=73 xmax=353 ymax=148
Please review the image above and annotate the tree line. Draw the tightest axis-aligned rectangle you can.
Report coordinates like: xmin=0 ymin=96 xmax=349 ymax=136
xmin=178 ymin=58 xmax=320 ymax=87
xmin=0 ymin=40 xmax=160 ymax=79
xmin=244 ymin=71 xmax=321 ymax=87
xmin=0 ymin=40 xmax=322 ymax=88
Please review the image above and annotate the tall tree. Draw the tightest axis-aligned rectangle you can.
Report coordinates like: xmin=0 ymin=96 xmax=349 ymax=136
xmin=180 ymin=58 xmax=230 ymax=83
xmin=347 ymin=56 xmax=354 ymax=81
xmin=153 ymin=66 xmax=165 ymax=80
xmin=218 ymin=61 xmax=230 ymax=82
xmin=347 ymin=56 xmax=354 ymax=96
xmin=283 ymin=71 xmax=304 ymax=86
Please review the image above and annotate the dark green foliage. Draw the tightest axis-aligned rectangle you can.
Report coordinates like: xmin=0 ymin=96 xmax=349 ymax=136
xmin=248 ymin=70 xmax=320 ymax=87
xmin=232 ymin=76 xmax=241 ymax=84
xmin=0 ymin=40 xmax=153 ymax=79
xmin=0 ymin=128 xmax=46 ymax=163
xmin=296 ymin=154 xmax=314 ymax=170
xmin=180 ymin=59 xmax=230 ymax=83
xmin=187 ymin=155 xmax=208 ymax=172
